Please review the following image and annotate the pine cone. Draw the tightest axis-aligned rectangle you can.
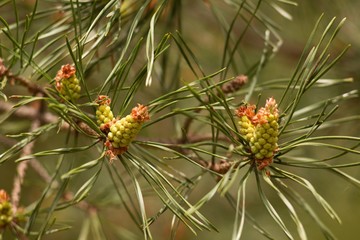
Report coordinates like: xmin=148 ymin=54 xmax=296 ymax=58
xmin=250 ymin=117 xmax=279 ymax=160
xmin=236 ymin=98 xmax=279 ymax=168
xmin=55 ymin=64 xmax=81 ymax=101
xmin=236 ymin=105 xmax=256 ymax=142
xmin=107 ymin=104 xmax=149 ymax=149
xmin=95 ymin=95 xmax=115 ymax=131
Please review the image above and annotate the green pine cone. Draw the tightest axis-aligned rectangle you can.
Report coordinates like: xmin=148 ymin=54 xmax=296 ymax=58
xmin=250 ymin=119 xmax=279 ymax=160
xmin=95 ymin=95 xmax=115 ymax=130
xmin=238 ymin=115 xmax=255 ymax=141
xmin=55 ymin=64 xmax=81 ymax=101
xmin=106 ymin=104 xmax=149 ymax=150
xmin=236 ymin=98 xmax=279 ymax=161
xmin=59 ymin=75 xmax=81 ymax=101
xmin=0 ymin=201 xmax=13 ymax=228
xmin=108 ymin=115 xmax=142 ymax=148
xmin=96 ymin=104 xmax=114 ymax=128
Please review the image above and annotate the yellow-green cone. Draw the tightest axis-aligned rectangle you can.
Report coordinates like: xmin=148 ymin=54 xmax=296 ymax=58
xmin=0 ymin=190 xmax=13 ymax=229
xmin=55 ymin=64 xmax=81 ymax=101
xmin=250 ymin=115 xmax=279 ymax=160
xmin=236 ymin=98 xmax=279 ymax=169
xmin=104 ymin=104 xmax=150 ymax=160
xmin=107 ymin=104 xmax=149 ymax=149
xmin=236 ymin=105 xmax=256 ymax=142
xmin=108 ymin=115 xmax=140 ymax=148
xmin=95 ymin=95 xmax=115 ymax=131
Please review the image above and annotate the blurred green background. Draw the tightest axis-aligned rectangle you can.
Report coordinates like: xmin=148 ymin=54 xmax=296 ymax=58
xmin=0 ymin=0 xmax=359 ymax=239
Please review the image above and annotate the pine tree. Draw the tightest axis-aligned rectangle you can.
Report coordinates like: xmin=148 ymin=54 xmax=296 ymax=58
xmin=0 ymin=1 xmax=359 ymax=239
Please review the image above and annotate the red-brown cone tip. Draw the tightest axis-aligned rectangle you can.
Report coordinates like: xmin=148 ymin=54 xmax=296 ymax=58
xmin=0 ymin=189 xmax=9 ymax=203
xmin=235 ymin=104 xmax=256 ymax=118
xmin=96 ymin=95 xmax=111 ymax=106
xmin=55 ymin=64 xmax=76 ymax=91
xmin=131 ymin=104 xmax=150 ymax=122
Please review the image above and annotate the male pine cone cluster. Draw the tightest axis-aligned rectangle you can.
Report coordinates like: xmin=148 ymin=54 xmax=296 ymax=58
xmin=236 ymin=97 xmax=279 ymax=168
xmin=108 ymin=104 xmax=149 ymax=149
xmin=95 ymin=95 xmax=115 ymax=130
xmin=55 ymin=64 xmax=81 ymax=101
xmin=95 ymin=96 xmax=149 ymax=157
xmin=0 ymin=190 xmax=13 ymax=229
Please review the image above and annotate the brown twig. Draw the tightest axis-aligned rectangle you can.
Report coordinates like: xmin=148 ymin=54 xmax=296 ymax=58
xmin=0 ymin=100 xmax=100 ymax=137
xmin=0 ymin=58 xmax=46 ymax=95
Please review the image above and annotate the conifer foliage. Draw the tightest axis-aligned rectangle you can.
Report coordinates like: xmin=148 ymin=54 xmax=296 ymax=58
xmin=0 ymin=1 xmax=359 ymax=239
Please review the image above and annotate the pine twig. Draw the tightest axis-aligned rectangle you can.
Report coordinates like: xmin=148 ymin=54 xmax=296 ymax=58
xmin=0 ymin=58 xmax=46 ymax=95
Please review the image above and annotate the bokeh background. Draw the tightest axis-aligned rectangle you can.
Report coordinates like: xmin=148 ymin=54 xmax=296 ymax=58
xmin=0 ymin=0 xmax=359 ymax=239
